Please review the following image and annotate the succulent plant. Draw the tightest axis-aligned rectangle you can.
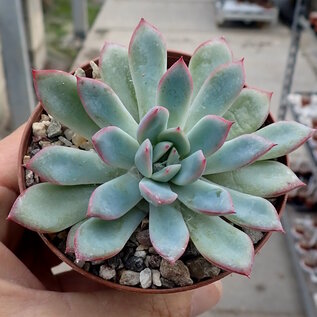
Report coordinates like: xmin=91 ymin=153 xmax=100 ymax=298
xmin=9 ymin=19 xmax=314 ymax=277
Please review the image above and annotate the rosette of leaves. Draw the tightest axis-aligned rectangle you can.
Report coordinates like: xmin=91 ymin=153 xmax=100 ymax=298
xmin=9 ymin=19 xmax=314 ymax=276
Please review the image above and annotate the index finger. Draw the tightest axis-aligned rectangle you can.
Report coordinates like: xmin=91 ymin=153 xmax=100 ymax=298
xmin=0 ymin=124 xmax=26 ymax=193
xmin=0 ymin=124 xmax=26 ymax=249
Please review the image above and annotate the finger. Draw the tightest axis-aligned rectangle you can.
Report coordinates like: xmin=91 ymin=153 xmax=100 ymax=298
xmin=0 ymin=124 xmax=26 ymax=193
xmin=0 ymin=280 xmax=222 ymax=317
xmin=0 ymin=186 xmax=23 ymax=250
xmin=56 ymin=282 xmax=222 ymax=317
xmin=0 ymin=242 xmax=44 ymax=290
xmin=1 ymin=230 xmax=84 ymax=292
xmin=54 ymin=270 xmax=108 ymax=292
xmin=14 ymin=231 xmax=63 ymax=290
xmin=0 ymin=183 xmax=61 ymax=290
xmin=0 ymin=124 xmax=26 ymax=250
xmin=15 ymin=230 xmax=61 ymax=269
xmin=53 ymin=267 xmax=222 ymax=312
xmin=190 ymin=282 xmax=222 ymax=316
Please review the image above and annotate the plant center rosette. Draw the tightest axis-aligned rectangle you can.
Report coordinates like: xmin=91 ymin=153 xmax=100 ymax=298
xmin=8 ymin=19 xmax=314 ymax=291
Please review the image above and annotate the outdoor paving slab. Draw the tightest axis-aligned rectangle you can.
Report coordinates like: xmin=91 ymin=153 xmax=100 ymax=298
xmin=90 ymin=0 xmax=216 ymax=32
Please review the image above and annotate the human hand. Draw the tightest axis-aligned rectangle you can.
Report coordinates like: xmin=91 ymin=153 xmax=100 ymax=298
xmin=0 ymin=126 xmax=222 ymax=317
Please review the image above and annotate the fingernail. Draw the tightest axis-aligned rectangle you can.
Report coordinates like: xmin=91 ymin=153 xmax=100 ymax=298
xmin=190 ymin=281 xmax=222 ymax=317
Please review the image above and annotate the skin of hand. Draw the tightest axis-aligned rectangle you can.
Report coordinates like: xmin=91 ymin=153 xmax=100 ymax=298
xmin=0 ymin=125 xmax=222 ymax=317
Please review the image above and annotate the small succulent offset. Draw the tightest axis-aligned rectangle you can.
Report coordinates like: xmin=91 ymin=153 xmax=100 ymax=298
xmin=9 ymin=19 xmax=314 ymax=277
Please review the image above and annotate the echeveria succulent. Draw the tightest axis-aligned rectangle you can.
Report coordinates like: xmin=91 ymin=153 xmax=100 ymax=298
xmin=9 ymin=19 xmax=314 ymax=277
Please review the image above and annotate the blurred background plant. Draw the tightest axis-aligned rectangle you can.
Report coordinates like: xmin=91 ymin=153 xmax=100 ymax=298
xmin=42 ymin=0 xmax=103 ymax=69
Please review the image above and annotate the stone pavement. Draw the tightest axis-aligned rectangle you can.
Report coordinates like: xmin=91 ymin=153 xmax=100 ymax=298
xmin=73 ymin=1 xmax=317 ymax=316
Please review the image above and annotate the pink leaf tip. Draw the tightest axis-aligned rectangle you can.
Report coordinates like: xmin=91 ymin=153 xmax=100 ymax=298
xmin=129 ymin=18 xmax=165 ymax=53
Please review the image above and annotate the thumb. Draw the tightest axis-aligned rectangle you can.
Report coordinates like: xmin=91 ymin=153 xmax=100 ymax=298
xmin=0 ymin=279 xmax=222 ymax=317
xmin=55 ymin=281 xmax=222 ymax=317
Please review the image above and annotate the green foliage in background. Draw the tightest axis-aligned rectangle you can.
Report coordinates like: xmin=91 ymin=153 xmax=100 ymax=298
xmin=43 ymin=0 xmax=102 ymax=68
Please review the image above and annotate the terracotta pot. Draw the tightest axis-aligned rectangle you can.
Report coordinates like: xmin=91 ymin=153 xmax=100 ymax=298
xmin=17 ymin=51 xmax=288 ymax=294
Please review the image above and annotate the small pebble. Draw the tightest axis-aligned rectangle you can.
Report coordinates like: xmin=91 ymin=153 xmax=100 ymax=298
xmin=83 ymin=262 xmax=91 ymax=272
xmin=148 ymin=255 xmax=161 ymax=269
xmin=243 ymin=228 xmax=264 ymax=244
xmin=136 ymin=245 xmax=148 ymax=251
xmin=34 ymin=174 xmax=40 ymax=184
xmin=107 ymin=255 xmax=123 ymax=269
xmin=90 ymin=60 xmax=100 ymax=79
xmin=134 ymin=250 xmax=146 ymax=259
xmin=79 ymin=141 xmax=93 ymax=150
xmin=72 ymin=134 xmax=87 ymax=147
xmin=125 ymin=240 xmax=137 ymax=248
xmin=136 ymin=230 xmax=152 ymax=247
xmin=160 ymin=259 xmax=193 ymax=287
xmin=32 ymin=136 xmax=43 ymax=143
xmin=99 ymin=265 xmax=116 ymax=280
xmin=124 ymin=256 xmax=145 ymax=272
xmin=129 ymin=232 xmax=139 ymax=246
xmin=160 ymin=277 xmax=175 ymax=289
xmin=141 ymin=218 xmax=149 ymax=230
xmin=121 ymin=247 xmax=135 ymax=263
xmin=182 ymin=241 xmax=200 ymax=259
xmin=90 ymin=265 xmax=99 ymax=276
xmin=74 ymin=67 xmax=86 ymax=77
xmin=119 ymin=270 xmax=140 ymax=286
xmin=47 ymin=120 xmax=62 ymax=138
xmin=186 ymin=257 xmax=221 ymax=281
xmin=144 ymin=256 xmax=150 ymax=268
xmin=40 ymin=114 xmax=50 ymax=122
xmin=31 ymin=149 xmax=40 ymax=156
xmin=58 ymin=136 xmax=73 ymax=147
xmin=25 ymin=169 xmax=34 ymax=187
xmin=39 ymin=140 xmax=52 ymax=148
xmin=148 ymin=247 xmax=157 ymax=254
xmin=53 ymin=141 xmax=63 ymax=146
xmin=32 ymin=122 xmax=47 ymax=138
xmin=64 ymin=129 xmax=75 ymax=141
xmin=152 ymin=270 xmax=162 ymax=287
xmin=140 ymin=268 xmax=152 ymax=289
xmin=41 ymin=120 xmax=51 ymax=127
xmin=74 ymin=259 xmax=85 ymax=268
xmin=30 ymin=143 xmax=41 ymax=156
xmin=23 ymin=155 xmax=31 ymax=165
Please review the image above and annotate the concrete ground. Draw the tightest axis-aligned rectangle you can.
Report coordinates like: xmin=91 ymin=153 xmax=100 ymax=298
xmin=73 ymin=1 xmax=317 ymax=316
